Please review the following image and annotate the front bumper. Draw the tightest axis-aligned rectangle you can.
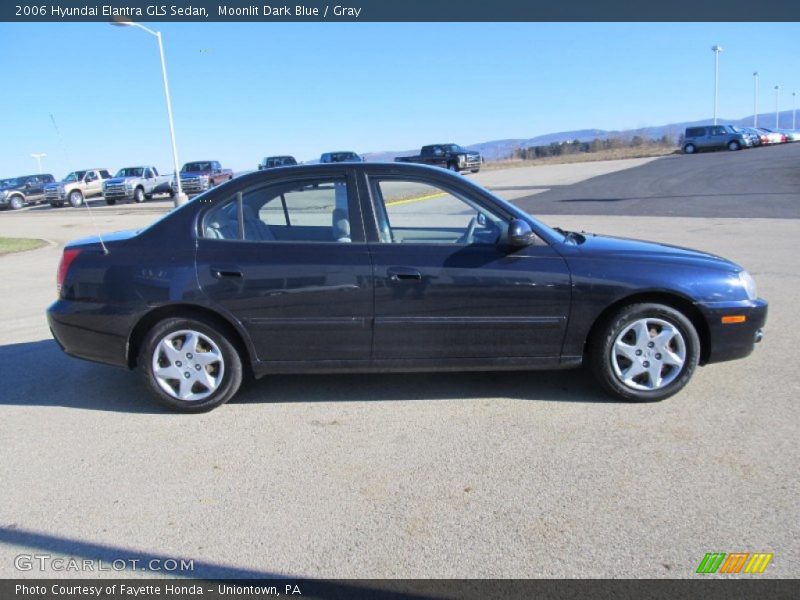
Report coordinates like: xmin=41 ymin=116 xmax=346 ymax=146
xmin=699 ymin=298 xmax=768 ymax=364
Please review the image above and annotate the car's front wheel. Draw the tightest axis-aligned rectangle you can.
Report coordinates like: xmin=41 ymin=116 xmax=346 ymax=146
xmin=589 ymin=303 xmax=700 ymax=402
xmin=139 ymin=317 xmax=243 ymax=412
xmin=9 ymin=195 xmax=24 ymax=210
xmin=133 ymin=187 xmax=145 ymax=203
xmin=728 ymin=140 xmax=741 ymax=151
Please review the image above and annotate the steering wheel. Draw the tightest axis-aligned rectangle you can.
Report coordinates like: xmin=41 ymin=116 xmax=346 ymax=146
xmin=457 ymin=216 xmax=477 ymax=245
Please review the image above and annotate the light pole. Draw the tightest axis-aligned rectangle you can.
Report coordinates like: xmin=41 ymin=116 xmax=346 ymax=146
xmin=30 ymin=153 xmax=47 ymax=173
xmin=774 ymin=85 xmax=780 ymax=129
xmin=793 ymin=92 xmax=796 ymax=130
xmin=712 ymin=45 xmax=723 ymax=125
xmin=753 ymin=72 xmax=759 ymax=128
xmin=111 ymin=17 xmax=186 ymax=206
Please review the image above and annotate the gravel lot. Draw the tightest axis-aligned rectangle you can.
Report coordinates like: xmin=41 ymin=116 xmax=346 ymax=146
xmin=0 ymin=155 xmax=797 ymax=579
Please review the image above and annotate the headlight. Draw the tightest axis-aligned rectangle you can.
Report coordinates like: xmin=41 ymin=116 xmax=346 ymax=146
xmin=125 ymin=182 xmax=133 ymax=190
xmin=739 ymin=271 xmax=757 ymax=301
xmin=458 ymin=154 xmax=466 ymax=164
xmin=0 ymin=190 xmax=7 ymax=199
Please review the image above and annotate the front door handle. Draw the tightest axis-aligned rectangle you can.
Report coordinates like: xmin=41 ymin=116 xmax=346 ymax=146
xmin=211 ymin=265 xmax=243 ymax=279
xmin=387 ymin=267 xmax=422 ymax=282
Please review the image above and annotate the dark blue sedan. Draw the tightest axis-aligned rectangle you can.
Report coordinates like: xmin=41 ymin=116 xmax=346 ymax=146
xmin=47 ymin=163 xmax=767 ymax=412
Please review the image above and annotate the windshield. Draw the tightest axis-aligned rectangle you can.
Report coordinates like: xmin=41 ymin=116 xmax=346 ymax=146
xmin=0 ymin=179 xmax=15 ymax=188
xmin=182 ymin=162 xmax=212 ymax=172
xmin=444 ymin=144 xmax=465 ymax=153
xmin=116 ymin=167 xmax=144 ymax=177
xmin=62 ymin=171 xmax=87 ymax=183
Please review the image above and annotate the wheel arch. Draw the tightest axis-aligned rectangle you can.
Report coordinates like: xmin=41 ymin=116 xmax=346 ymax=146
xmin=127 ymin=303 xmax=254 ymax=374
xmin=583 ymin=291 xmax=711 ymax=365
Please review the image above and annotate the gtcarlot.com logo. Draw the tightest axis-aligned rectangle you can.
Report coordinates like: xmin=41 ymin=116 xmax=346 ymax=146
xmin=696 ymin=552 xmax=773 ymax=574
xmin=14 ymin=553 xmax=194 ymax=573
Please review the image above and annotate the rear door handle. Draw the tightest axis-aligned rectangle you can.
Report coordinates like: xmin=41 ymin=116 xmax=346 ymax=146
xmin=387 ymin=267 xmax=422 ymax=282
xmin=211 ymin=265 xmax=243 ymax=279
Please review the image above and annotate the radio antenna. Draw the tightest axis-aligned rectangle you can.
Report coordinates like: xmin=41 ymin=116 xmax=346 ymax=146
xmin=50 ymin=113 xmax=108 ymax=254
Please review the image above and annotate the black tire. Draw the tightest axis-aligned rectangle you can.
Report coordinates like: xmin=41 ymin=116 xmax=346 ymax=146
xmin=9 ymin=195 xmax=24 ymax=210
xmin=105 ymin=198 xmax=116 ymax=206
xmin=683 ymin=144 xmax=696 ymax=154
xmin=588 ymin=303 xmax=700 ymax=402
xmin=470 ymin=169 xmax=480 ymax=174
xmin=728 ymin=140 xmax=741 ymax=151
xmin=50 ymin=201 xmax=64 ymax=208
xmin=448 ymin=163 xmax=459 ymax=172
xmin=133 ymin=187 xmax=145 ymax=203
xmin=138 ymin=316 xmax=243 ymax=413
xmin=68 ymin=190 xmax=84 ymax=208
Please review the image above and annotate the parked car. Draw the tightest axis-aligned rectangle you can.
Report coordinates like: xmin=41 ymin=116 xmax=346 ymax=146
xmin=258 ymin=156 xmax=297 ymax=170
xmin=175 ymin=161 xmax=234 ymax=195
xmin=775 ymin=129 xmax=800 ymax=142
xmin=45 ymin=168 xmax=113 ymax=208
xmin=320 ymin=151 xmax=363 ymax=163
xmin=734 ymin=127 xmax=761 ymax=147
xmin=755 ymin=128 xmax=785 ymax=145
xmin=48 ymin=163 xmax=767 ymax=412
xmin=103 ymin=166 xmax=173 ymax=205
xmin=0 ymin=174 xmax=56 ymax=210
xmin=682 ymin=125 xmax=750 ymax=154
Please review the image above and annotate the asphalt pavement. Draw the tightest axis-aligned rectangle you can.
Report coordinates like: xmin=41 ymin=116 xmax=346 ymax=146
xmin=513 ymin=143 xmax=800 ymax=218
xmin=0 ymin=152 xmax=797 ymax=580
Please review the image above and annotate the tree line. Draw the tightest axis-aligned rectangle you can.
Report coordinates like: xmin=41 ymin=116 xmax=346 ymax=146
xmin=512 ymin=135 xmax=675 ymax=160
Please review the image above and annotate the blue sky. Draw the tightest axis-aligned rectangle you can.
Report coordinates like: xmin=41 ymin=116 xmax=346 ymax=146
xmin=1 ymin=22 xmax=798 ymax=176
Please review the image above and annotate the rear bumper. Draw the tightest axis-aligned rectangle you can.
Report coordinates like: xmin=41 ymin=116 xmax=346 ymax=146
xmin=47 ymin=300 xmax=132 ymax=369
xmin=699 ymin=298 xmax=768 ymax=364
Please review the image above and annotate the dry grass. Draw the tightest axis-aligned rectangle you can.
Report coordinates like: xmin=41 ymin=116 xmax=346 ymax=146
xmin=483 ymin=145 xmax=679 ymax=171
xmin=0 ymin=237 xmax=47 ymax=255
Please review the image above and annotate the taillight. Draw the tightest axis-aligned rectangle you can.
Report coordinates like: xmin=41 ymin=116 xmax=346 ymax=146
xmin=57 ymin=248 xmax=81 ymax=295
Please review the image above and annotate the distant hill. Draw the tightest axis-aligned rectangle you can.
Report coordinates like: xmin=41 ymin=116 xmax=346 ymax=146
xmin=360 ymin=110 xmax=797 ymax=162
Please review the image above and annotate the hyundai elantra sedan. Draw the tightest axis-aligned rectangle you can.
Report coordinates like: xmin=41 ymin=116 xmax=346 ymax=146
xmin=48 ymin=163 xmax=767 ymax=412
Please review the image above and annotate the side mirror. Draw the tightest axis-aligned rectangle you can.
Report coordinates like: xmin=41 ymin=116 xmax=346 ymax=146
xmin=507 ymin=219 xmax=535 ymax=247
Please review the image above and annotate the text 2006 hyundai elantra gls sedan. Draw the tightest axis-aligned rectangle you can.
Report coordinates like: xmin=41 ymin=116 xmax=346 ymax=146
xmin=47 ymin=163 xmax=767 ymax=412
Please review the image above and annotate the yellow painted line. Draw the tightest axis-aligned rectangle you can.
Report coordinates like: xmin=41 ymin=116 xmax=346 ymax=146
xmin=385 ymin=192 xmax=447 ymax=207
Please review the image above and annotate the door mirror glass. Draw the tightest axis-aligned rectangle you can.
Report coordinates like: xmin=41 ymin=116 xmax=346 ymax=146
xmin=507 ymin=219 xmax=535 ymax=247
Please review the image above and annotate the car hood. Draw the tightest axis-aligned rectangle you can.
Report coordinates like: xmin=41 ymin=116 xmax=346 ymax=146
xmin=570 ymin=233 xmax=740 ymax=271
xmin=106 ymin=177 xmax=139 ymax=184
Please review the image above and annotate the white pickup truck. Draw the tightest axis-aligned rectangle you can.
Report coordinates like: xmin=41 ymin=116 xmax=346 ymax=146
xmin=103 ymin=166 xmax=174 ymax=205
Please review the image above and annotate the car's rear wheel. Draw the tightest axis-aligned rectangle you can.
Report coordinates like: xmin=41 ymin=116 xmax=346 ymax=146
xmin=139 ymin=317 xmax=243 ymax=412
xmin=589 ymin=303 xmax=700 ymax=402
xmin=728 ymin=140 xmax=741 ymax=151
xmin=683 ymin=144 xmax=696 ymax=154
xmin=69 ymin=190 xmax=84 ymax=208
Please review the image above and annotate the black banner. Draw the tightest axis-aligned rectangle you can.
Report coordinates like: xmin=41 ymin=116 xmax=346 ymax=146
xmin=2 ymin=579 xmax=800 ymax=600
xmin=3 ymin=0 xmax=800 ymax=22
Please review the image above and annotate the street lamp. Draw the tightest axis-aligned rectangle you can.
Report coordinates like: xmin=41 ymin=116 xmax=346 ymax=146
xmin=30 ymin=153 xmax=47 ymax=173
xmin=711 ymin=45 xmax=723 ymax=125
xmin=111 ymin=17 xmax=186 ymax=206
xmin=793 ymin=92 xmax=796 ymax=130
xmin=774 ymin=85 xmax=780 ymax=129
xmin=753 ymin=72 xmax=759 ymax=128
